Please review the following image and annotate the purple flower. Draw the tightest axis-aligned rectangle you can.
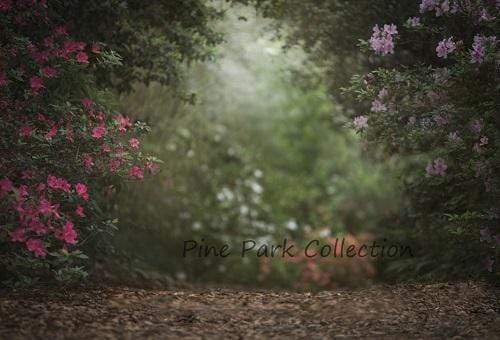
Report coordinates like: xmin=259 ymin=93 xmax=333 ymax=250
xmin=371 ymin=99 xmax=387 ymax=112
xmin=448 ymin=131 xmax=460 ymax=142
xmin=407 ymin=17 xmax=421 ymax=27
xmin=426 ymin=158 xmax=447 ymax=176
xmin=370 ymin=24 xmax=398 ymax=55
xmin=353 ymin=115 xmax=368 ymax=130
xmin=436 ymin=37 xmax=456 ymax=58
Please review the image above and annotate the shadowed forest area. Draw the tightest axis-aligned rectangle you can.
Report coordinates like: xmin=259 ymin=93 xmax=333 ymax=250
xmin=0 ymin=0 xmax=499 ymax=338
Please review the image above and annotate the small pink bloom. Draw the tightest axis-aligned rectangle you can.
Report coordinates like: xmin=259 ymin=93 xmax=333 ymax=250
xmin=129 ymin=138 xmax=140 ymax=149
xmin=115 ymin=114 xmax=132 ymax=133
xmin=108 ymin=158 xmax=122 ymax=173
xmin=91 ymin=125 xmax=106 ymax=139
xmin=82 ymin=154 xmax=94 ymax=170
xmin=29 ymin=219 xmax=47 ymax=235
xmin=436 ymin=37 xmax=456 ymax=58
xmin=0 ymin=177 xmax=13 ymax=194
xmin=45 ymin=125 xmax=58 ymax=140
xmin=54 ymin=25 xmax=68 ymax=36
xmin=0 ymin=0 xmax=12 ymax=12
xmin=76 ymin=52 xmax=89 ymax=64
xmin=62 ymin=220 xmax=77 ymax=244
xmin=26 ymin=238 xmax=47 ymax=257
xmin=19 ymin=125 xmax=34 ymax=137
xmin=10 ymin=228 xmax=26 ymax=242
xmin=75 ymin=205 xmax=85 ymax=217
xmin=146 ymin=161 xmax=160 ymax=175
xmin=81 ymin=98 xmax=94 ymax=109
xmin=30 ymin=76 xmax=44 ymax=92
xmin=75 ymin=183 xmax=89 ymax=201
xmin=42 ymin=66 xmax=58 ymax=78
xmin=21 ymin=170 xmax=34 ymax=180
xmin=128 ymin=166 xmax=144 ymax=180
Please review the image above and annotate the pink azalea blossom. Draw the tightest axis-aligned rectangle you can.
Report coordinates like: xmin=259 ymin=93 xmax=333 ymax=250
xmin=0 ymin=177 xmax=13 ymax=194
xmin=81 ymin=98 xmax=94 ymax=109
xmin=146 ymin=161 xmax=160 ymax=175
xmin=29 ymin=219 xmax=47 ymax=235
xmin=75 ymin=205 xmax=85 ymax=217
xmin=45 ymin=125 xmax=58 ymax=140
xmin=30 ymin=76 xmax=44 ymax=92
xmin=10 ymin=228 xmax=26 ymax=242
xmin=0 ymin=0 xmax=12 ymax=12
xmin=91 ymin=125 xmax=107 ymax=139
xmin=75 ymin=183 xmax=89 ymax=201
xmin=62 ymin=220 xmax=77 ymax=244
xmin=436 ymin=37 xmax=456 ymax=58
xmin=129 ymin=138 xmax=140 ymax=149
xmin=38 ymin=198 xmax=60 ymax=217
xmin=115 ymin=114 xmax=132 ymax=133
xmin=42 ymin=66 xmax=58 ymax=78
xmin=76 ymin=51 xmax=89 ymax=64
xmin=82 ymin=154 xmax=94 ymax=170
xmin=108 ymin=158 xmax=122 ymax=173
xmin=47 ymin=175 xmax=71 ymax=192
xmin=128 ymin=165 xmax=144 ymax=180
xmin=19 ymin=125 xmax=34 ymax=137
xmin=26 ymin=238 xmax=47 ymax=257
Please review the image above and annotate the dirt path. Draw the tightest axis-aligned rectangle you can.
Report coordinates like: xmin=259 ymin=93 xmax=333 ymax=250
xmin=0 ymin=282 xmax=498 ymax=339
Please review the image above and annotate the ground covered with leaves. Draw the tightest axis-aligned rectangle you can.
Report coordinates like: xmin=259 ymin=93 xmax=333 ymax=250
xmin=0 ymin=281 xmax=498 ymax=339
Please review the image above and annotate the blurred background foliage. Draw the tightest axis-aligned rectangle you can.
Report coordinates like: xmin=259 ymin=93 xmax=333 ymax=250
xmin=108 ymin=5 xmax=402 ymax=288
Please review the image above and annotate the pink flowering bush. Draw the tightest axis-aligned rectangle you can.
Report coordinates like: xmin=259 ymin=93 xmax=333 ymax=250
xmin=0 ymin=1 xmax=159 ymax=284
xmin=346 ymin=0 xmax=499 ymax=277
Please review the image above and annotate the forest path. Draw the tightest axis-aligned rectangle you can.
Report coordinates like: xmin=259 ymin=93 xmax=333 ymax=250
xmin=0 ymin=282 xmax=498 ymax=339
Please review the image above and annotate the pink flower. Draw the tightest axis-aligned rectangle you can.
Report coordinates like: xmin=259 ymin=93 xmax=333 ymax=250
xmin=436 ymin=37 xmax=456 ymax=58
xmin=30 ymin=76 xmax=44 ymax=92
xmin=115 ymin=114 xmax=132 ymax=133
xmin=54 ymin=25 xmax=68 ymax=36
xmin=38 ymin=198 xmax=60 ymax=217
xmin=0 ymin=177 xmax=13 ymax=195
xmin=62 ymin=221 xmax=77 ymax=245
xmin=82 ymin=154 xmax=94 ymax=170
xmin=76 ymin=52 xmax=89 ymax=64
xmin=146 ymin=161 xmax=160 ymax=175
xmin=91 ymin=125 xmax=107 ymax=139
xmin=26 ymin=238 xmax=47 ymax=257
xmin=129 ymin=138 xmax=140 ymax=149
xmin=75 ymin=183 xmax=89 ymax=201
xmin=10 ymin=228 xmax=26 ymax=242
xmin=81 ymin=98 xmax=94 ymax=109
xmin=29 ymin=219 xmax=47 ymax=235
xmin=22 ymin=170 xmax=34 ymax=180
xmin=19 ymin=125 xmax=34 ymax=137
xmin=353 ymin=116 xmax=369 ymax=130
xmin=47 ymin=175 xmax=71 ymax=192
xmin=0 ymin=0 xmax=12 ymax=12
xmin=75 ymin=205 xmax=85 ymax=217
xmin=108 ymin=158 xmax=122 ymax=173
xmin=128 ymin=166 xmax=144 ymax=180
xmin=45 ymin=125 xmax=58 ymax=140
xmin=42 ymin=66 xmax=58 ymax=78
